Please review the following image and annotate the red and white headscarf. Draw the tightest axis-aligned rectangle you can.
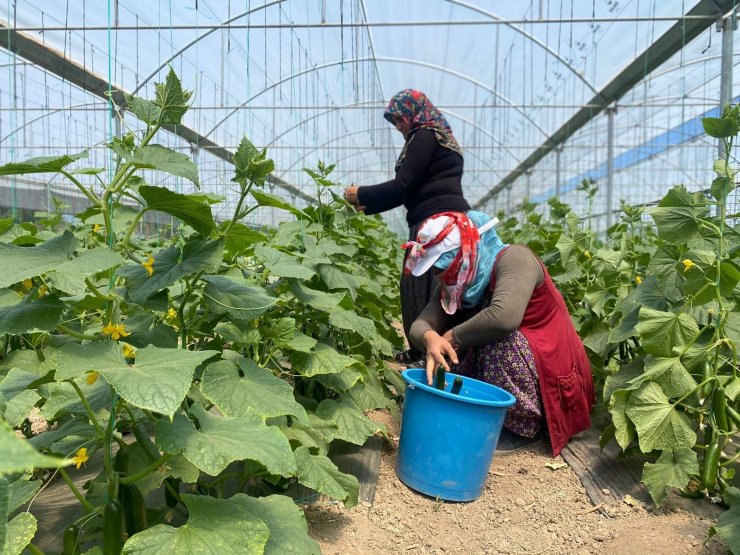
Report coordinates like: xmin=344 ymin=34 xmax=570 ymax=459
xmin=402 ymin=212 xmax=481 ymax=314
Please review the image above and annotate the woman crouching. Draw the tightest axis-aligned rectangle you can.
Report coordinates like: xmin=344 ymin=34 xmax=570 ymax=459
xmin=405 ymin=211 xmax=595 ymax=455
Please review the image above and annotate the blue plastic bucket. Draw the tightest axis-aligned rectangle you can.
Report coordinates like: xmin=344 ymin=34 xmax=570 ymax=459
xmin=396 ymin=368 xmax=516 ymax=502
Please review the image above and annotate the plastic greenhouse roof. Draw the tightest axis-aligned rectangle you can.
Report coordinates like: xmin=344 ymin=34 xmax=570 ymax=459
xmin=1 ymin=0 xmax=739 ymax=234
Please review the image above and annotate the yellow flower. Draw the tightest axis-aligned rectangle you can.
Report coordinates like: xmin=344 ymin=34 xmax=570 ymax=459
xmin=166 ymin=307 xmax=177 ymax=319
xmin=682 ymin=259 xmax=696 ymax=272
xmin=122 ymin=343 xmax=136 ymax=358
xmin=93 ymin=224 xmax=101 ymax=233
xmin=102 ymin=322 xmax=131 ymax=341
xmin=635 ymin=276 xmax=643 ymax=285
xmin=22 ymin=278 xmax=33 ymax=290
xmin=142 ymin=254 xmax=155 ymax=277
xmin=583 ymin=250 xmax=592 ymax=259
xmin=71 ymin=447 xmax=89 ymax=470
xmin=38 ymin=284 xmax=48 ymax=297
xmin=86 ymin=371 xmax=99 ymax=385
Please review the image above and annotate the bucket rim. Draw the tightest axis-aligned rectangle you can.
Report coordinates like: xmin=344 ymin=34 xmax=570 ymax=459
xmin=401 ymin=368 xmax=516 ymax=408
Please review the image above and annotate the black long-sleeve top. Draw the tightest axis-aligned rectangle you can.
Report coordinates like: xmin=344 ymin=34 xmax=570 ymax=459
xmin=356 ymin=128 xmax=470 ymax=227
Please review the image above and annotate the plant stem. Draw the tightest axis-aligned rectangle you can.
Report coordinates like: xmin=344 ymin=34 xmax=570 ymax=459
xmin=222 ymin=182 xmax=254 ymax=236
xmin=85 ymin=278 xmax=111 ymax=301
xmin=57 ymin=324 xmax=101 ymax=341
xmin=70 ymin=380 xmax=106 ymax=437
xmin=59 ymin=467 xmax=96 ymax=512
xmin=119 ymin=453 xmax=171 ymax=485
xmin=25 ymin=544 xmax=46 ymax=555
xmin=60 ymin=170 xmax=102 ymax=208
xmin=177 ymin=271 xmax=203 ymax=347
xmin=121 ymin=208 xmax=148 ymax=249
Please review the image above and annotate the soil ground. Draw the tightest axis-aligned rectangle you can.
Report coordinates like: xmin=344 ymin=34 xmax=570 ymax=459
xmin=304 ymin=410 xmax=730 ymax=555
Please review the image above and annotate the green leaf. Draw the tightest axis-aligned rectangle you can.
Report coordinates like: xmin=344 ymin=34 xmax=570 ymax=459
xmin=635 ymin=275 xmax=679 ymax=311
xmin=641 ymin=448 xmax=699 ymax=506
xmin=49 ymin=248 xmax=125 ymax=295
xmin=38 ymin=376 xmax=111 ymax=423
xmin=328 ymin=309 xmax=377 ymax=339
xmin=609 ymin=389 xmax=636 ymax=450
xmin=316 ymin=397 xmax=385 ymax=446
xmin=315 ymin=366 xmax=365 ymax=393
xmin=117 ymin=239 xmax=223 ymax=305
xmin=0 ymin=230 xmax=76 ymax=288
xmin=156 ymin=405 xmax=296 ymax=477
xmin=624 ymin=382 xmax=696 ymax=452
xmin=152 ymin=67 xmax=192 ymax=126
xmin=628 ymin=356 xmax=697 ymax=398
xmin=2 ymin=512 xmax=37 ymax=555
xmin=710 ymin=486 xmax=740 ymax=552
xmin=648 ymin=245 xmax=681 ymax=277
xmin=255 ymin=245 xmax=315 ymax=280
xmin=635 ymin=307 xmax=700 ymax=358
xmin=200 ymin=359 xmax=308 ymax=424
xmin=124 ymin=93 xmax=160 ymax=125
xmin=237 ymin=494 xmax=321 ymax=555
xmin=0 ymin=294 xmax=64 ymax=335
xmin=702 ymin=116 xmax=740 ymax=139
xmin=0 ymin=419 xmax=70 ymax=475
xmin=3 ymin=390 xmax=40 ymax=427
xmin=293 ymin=446 xmax=360 ymax=508
xmin=250 ymin=190 xmax=308 ymax=219
xmin=221 ymin=222 xmax=268 ymax=256
xmin=121 ymin=494 xmax=269 ymax=555
xmin=8 ymin=478 xmax=41 ymax=513
xmin=0 ymin=152 xmax=87 ymax=176
xmin=213 ymin=322 xmax=261 ymax=346
xmin=648 ymin=186 xmax=707 ymax=242
xmin=202 ymin=275 xmax=276 ymax=320
xmin=318 ymin=265 xmax=359 ymax=300
xmin=139 ymin=186 xmax=215 ymax=235
xmin=290 ymin=282 xmax=344 ymax=312
xmin=55 ymin=341 xmax=216 ymax=417
xmin=130 ymin=145 xmax=199 ymax=186
xmin=291 ymin=343 xmax=359 ymax=378
xmin=284 ymin=332 xmax=317 ymax=353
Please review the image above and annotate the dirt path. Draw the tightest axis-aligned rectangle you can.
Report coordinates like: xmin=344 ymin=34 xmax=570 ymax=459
xmin=304 ymin=411 xmax=728 ymax=555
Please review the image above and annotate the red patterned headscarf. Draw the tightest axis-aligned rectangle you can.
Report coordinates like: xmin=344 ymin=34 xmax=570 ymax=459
xmin=402 ymin=212 xmax=480 ymax=314
xmin=384 ymin=90 xmax=462 ymax=170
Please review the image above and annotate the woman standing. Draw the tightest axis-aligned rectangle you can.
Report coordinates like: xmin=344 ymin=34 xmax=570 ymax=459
xmin=344 ymin=90 xmax=470 ymax=365
xmin=405 ymin=211 xmax=594 ymax=455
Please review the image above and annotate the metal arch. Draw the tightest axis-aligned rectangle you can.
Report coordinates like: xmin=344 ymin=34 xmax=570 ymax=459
xmin=130 ymin=0 xmax=285 ymax=95
xmin=266 ymin=101 xmax=522 ymax=165
xmin=277 ymin=120 xmax=509 ymax=180
xmin=327 ymin=139 xmax=505 ymax=185
xmin=0 ymin=101 xmax=102 ymax=145
xmin=205 ymin=56 xmax=550 ymax=140
xmin=446 ymin=0 xmax=597 ymax=95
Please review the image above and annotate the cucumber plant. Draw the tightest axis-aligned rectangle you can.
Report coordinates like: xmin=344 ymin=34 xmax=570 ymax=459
xmin=0 ymin=69 xmax=403 ymax=554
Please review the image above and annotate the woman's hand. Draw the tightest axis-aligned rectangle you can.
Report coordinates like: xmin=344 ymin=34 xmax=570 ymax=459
xmin=343 ymin=185 xmax=365 ymax=211
xmin=422 ymin=330 xmax=459 ymax=386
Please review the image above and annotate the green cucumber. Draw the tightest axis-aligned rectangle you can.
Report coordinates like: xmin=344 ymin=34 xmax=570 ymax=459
xmin=450 ymin=377 xmax=463 ymax=395
xmin=102 ymin=499 xmax=125 ymax=555
xmin=727 ymin=405 xmax=740 ymax=429
xmin=435 ymin=365 xmax=446 ymax=391
xmin=700 ymin=360 xmax=713 ymax=399
xmin=702 ymin=440 xmax=721 ymax=491
xmin=62 ymin=524 xmax=80 ymax=555
xmin=712 ymin=387 xmax=730 ymax=433
xmin=118 ymin=483 xmax=147 ymax=535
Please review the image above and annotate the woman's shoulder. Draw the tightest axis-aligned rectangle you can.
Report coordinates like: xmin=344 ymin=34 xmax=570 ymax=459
xmin=496 ymin=245 xmax=544 ymax=278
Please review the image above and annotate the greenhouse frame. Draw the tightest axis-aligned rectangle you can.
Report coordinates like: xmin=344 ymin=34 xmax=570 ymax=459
xmin=1 ymin=1 xmax=740 ymax=554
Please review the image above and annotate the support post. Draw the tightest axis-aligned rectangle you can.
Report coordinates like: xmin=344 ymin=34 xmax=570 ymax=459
xmin=525 ymin=170 xmax=532 ymax=202
xmin=506 ymin=184 xmax=513 ymax=214
xmin=719 ymin=14 xmax=735 ymax=159
xmin=606 ymin=106 xmax=616 ymax=231
xmin=555 ymin=146 xmax=562 ymax=199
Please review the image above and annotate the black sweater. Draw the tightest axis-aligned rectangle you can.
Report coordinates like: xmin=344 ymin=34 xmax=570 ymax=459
xmin=356 ymin=128 xmax=470 ymax=227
